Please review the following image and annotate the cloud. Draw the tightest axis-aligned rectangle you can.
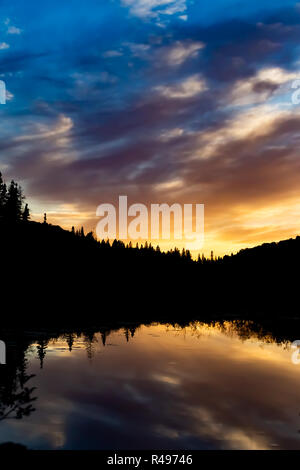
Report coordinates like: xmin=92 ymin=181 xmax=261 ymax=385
xmin=124 ymin=42 xmax=151 ymax=57
xmin=14 ymin=114 xmax=73 ymax=142
xmin=227 ymin=67 xmax=299 ymax=106
xmin=160 ymin=40 xmax=205 ymax=66
xmin=121 ymin=0 xmax=187 ymax=21
xmin=102 ymin=50 xmax=123 ymax=58
xmin=7 ymin=26 xmax=22 ymax=35
xmin=4 ymin=18 xmax=22 ymax=34
xmin=0 ymin=42 xmax=9 ymax=50
xmin=160 ymin=128 xmax=184 ymax=141
xmin=155 ymin=75 xmax=207 ymax=99
xmin=154 ymin=178 xmax=183 ymax=191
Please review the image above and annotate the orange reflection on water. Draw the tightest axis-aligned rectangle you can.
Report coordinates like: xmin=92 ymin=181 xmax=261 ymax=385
xmin=2 ymin=321 xmax=300 ymax=450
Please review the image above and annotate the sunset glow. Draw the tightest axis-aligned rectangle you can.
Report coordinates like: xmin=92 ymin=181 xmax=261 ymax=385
xmin=1 ymin=0 xmax=300 ymax=256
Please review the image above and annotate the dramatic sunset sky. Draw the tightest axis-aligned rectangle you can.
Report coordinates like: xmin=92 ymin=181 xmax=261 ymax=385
xmin=1 ymin=0 xmax=300 ymax=256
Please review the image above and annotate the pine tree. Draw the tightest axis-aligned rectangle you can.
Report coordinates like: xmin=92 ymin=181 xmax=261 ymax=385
xmin=22 ymin=203 xmax=30 ymax=222
xmin=0 ymin=174 xmax=32 ymax=224
xmin=0 ymin=173 xmax=7 ymax=220
xmin=37 ymin=339 xmax=48 ymax=369
xmin=5 ymin=180 xmax=23 ymax=222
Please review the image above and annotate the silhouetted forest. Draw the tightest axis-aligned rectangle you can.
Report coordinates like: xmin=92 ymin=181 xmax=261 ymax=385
xmin=0 ymin=173 xmax=298 ymax=322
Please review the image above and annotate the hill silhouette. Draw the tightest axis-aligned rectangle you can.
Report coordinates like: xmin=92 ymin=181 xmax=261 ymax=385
xmin=0 ymin=173 xmax=298 ymax=323
xmin=0 ymin=218 xmax=298 ymax=322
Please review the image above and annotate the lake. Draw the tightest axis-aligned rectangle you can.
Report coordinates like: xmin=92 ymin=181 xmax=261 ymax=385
xmin=0 ymin=320 xmax=300 ymax=450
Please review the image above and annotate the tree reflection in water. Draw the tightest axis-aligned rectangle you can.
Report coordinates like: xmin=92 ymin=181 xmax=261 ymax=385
xmin=0 ymin=317 xmax=298 ymax=427
xmin=0 ymin=338 xmax=36 ymax=422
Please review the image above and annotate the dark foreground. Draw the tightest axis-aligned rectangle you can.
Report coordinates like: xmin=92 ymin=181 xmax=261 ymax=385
xmin=1 ymin=220 xmax=299 ymax=451
xmin=1 ymin=220 xmax=299 ymax=320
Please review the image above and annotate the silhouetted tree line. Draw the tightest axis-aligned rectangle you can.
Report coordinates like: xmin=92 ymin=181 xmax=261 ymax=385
xmin=68 ymin=225 xmax=196 ymax=263
xmin=82 ymin=236 xmax=195 ymax=263
xmin=1 ymin=174 xmax=299 ymax=319
xmin=0 ymin=173 xmax=227 ymax=266
xmin=0 ymin=173 xmax=29 ymax=223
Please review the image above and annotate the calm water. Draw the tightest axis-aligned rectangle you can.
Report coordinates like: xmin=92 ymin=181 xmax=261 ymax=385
xmin=1 ymin=321 xmax=300 ymax=450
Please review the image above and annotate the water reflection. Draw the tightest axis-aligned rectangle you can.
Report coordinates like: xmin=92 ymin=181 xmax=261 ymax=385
xmin=0 ymin=320 xmax=300 ymax=450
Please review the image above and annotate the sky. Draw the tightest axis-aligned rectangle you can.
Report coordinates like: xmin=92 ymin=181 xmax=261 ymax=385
xmin=1 ymin=0 xmax=300 ymax=256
